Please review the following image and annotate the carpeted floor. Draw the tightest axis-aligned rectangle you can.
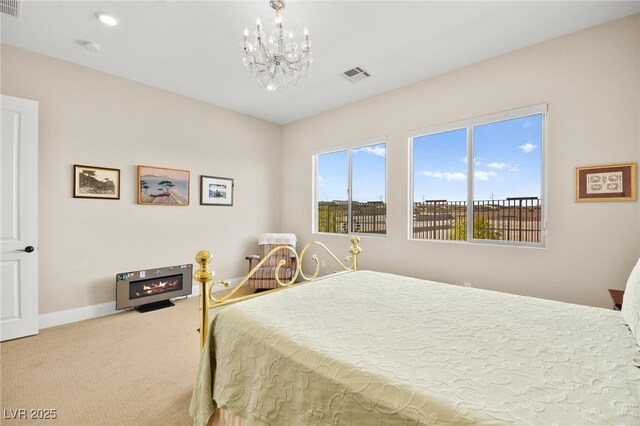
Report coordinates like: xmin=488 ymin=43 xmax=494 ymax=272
xmin=1 ymin=292 xmax=245 ymax=426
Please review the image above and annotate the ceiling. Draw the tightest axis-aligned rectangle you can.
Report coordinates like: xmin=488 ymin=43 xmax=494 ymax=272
xmin=2 ymin=1 xmax=638 ymax=125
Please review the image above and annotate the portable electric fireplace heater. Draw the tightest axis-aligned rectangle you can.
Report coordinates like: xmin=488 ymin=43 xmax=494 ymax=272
xmin=116 ymin=264 xmax=193 ymax=312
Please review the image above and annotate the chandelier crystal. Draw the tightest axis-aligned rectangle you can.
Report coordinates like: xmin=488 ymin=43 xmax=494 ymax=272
xmin=241 ymin=0 xmax=313 ymax=92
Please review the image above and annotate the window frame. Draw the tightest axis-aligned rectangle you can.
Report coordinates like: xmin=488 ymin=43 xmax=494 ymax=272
xmin=408 ymin=104 xmax=547 ymax=247
xmin=313 ymin=136 xmax=388 ymax=237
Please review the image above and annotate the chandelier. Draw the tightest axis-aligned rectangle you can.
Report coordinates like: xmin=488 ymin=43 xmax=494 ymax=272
xmin=241 ymin=0 xmax=313 ymax=91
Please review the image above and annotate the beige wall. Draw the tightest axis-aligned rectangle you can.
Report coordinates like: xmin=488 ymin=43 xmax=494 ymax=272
xmin=281 ymin=15 xmax=640 ymax=308
xmin=1 ymin=45 xmax=283 ymax=314
xmin=2 ymin=15 xmax=638 ymax=315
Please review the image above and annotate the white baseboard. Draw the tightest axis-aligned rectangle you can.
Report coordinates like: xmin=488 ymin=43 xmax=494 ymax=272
xmin=39 ymin=277 xmax=242 ymax=330
xmin=39 ymin=301 xmax=120 ymax=329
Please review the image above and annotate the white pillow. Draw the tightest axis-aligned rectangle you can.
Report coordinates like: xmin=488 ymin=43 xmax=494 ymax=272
xmin=621 ymin=257 xmax=640 ymax=345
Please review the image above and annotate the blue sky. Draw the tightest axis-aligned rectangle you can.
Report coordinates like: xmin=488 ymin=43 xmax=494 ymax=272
xmin=317 ymin=150 xmax=348 ymax=201
xmin=317 ymin=144 xmax=386 ymax=202
xmin=317 ymin=114 xmax=541 ymax=204
xmin=413 ymin=114 xmax=542 ymax=202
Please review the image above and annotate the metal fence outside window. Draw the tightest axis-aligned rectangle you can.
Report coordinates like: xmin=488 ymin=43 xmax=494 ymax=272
xmin=413 ymin=197 xmax=541 ymax=242
xmin=318 ymin=198 xmax=541 ymax=242
xmin=317 ymin=201 xmax=386 ymax=234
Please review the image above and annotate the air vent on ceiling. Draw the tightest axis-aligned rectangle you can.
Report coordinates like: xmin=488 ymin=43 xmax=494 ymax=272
xmin=0 ymin=0 xmax=20 ymax=17
xmin=341 ymin=66 xmax=371 ymax=83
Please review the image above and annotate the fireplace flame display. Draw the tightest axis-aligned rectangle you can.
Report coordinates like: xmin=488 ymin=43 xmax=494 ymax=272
xmin=129 ymin=274 xmax=183 ymax=300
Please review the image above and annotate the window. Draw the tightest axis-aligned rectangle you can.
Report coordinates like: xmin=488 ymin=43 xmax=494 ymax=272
xmin=410 ymin=105 xmax=546 ymax=246
xmin=315 ymin=139 xmax=386 ymax=235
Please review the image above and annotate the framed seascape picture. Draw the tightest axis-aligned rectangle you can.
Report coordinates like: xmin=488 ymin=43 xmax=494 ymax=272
xmin=200 ymin=175 xmax=234 ymax=206
xmin=576 ymin=162 xmax=637 ymax=202
xmin=138 ymin=165 xmax=190 ymax=206
xmin=73 ymin=165 xmax=120 ymax=200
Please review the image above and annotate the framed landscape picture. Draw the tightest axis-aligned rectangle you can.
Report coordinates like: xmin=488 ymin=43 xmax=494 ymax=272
xmin=73 ymin=165 xmax=120 ymax=200
xmin=138 ymin=165 xmax=190 ymax=206
xmin=576 ymin=162 xmax=636 ymax=202
xmin=200 ymin=175 xmax=234 ymax=206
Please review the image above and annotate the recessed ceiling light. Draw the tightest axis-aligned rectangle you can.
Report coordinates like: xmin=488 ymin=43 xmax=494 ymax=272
xmin=95 ymin=12 xmax=118 ymax=27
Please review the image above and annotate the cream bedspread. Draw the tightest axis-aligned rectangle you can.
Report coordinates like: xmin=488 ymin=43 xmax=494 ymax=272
xmin=190 ymin=271 xmax=640 ymax=425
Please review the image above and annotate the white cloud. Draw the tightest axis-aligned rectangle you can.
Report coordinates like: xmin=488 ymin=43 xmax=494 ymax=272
xmin=487 ymin=162 xmax=508 ymax=170
xmin=487 ymin=162 xmax=519 ymax=172
xmin=519 ymin=143 xmax=537 ymax=153
xmin=354 ymin=146 xmax=386 ymax=157
xmin=420 ymin=171 xmax=466 ymax=181
xmin=317 ymin=175 xmax=329 ymax=187
xmin=474 ymin=171 xmax=498 ymax=181
xmin=462 ymin=156 xmax=481 ymax=165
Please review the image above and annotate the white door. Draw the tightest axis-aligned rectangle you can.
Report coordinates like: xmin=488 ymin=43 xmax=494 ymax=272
xmin=1 ymin=95 xmax=39 ymax=341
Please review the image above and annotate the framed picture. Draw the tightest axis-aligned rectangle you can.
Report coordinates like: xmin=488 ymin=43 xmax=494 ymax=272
xmin=138 ymin=165 xmax=190 ymax=206
xmin=73 ymin=165 xmax=120 ymax=200
xmin=576 ymin=162 xmax=636 ymax=202
xmin=200 ymin=175 xmax=234 ymax=206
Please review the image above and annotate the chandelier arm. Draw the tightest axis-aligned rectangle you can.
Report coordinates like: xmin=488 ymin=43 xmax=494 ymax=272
xmin=282 ymin=57 xmax=305 ymax=67
xmin=252 ymin=59 xmax=269 ymax=67
xmin=258 ymin=42 xmax=271 ymax=63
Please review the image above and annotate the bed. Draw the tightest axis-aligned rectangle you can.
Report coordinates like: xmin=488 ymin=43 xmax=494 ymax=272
xmin=190 ymin=239 xmax=640 ymax=425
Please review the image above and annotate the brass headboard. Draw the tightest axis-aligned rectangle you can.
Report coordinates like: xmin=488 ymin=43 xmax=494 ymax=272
xmin=194 ymin=236 xmax=362 ymax=349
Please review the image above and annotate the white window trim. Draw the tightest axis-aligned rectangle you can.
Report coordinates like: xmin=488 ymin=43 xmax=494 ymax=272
xmin=408 ymin=104 xmax=548 ymax=248
xmin=407 ymin=104 xmax=547 ymax=139
xmin=312 ymin=136 xmax=388 ymax=237
xmin=312 ymin=136 xmax=387 ymax=156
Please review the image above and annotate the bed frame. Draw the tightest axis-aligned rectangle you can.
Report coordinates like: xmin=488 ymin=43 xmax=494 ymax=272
xmin=194 ymin=236 xmax=362 ymax=349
